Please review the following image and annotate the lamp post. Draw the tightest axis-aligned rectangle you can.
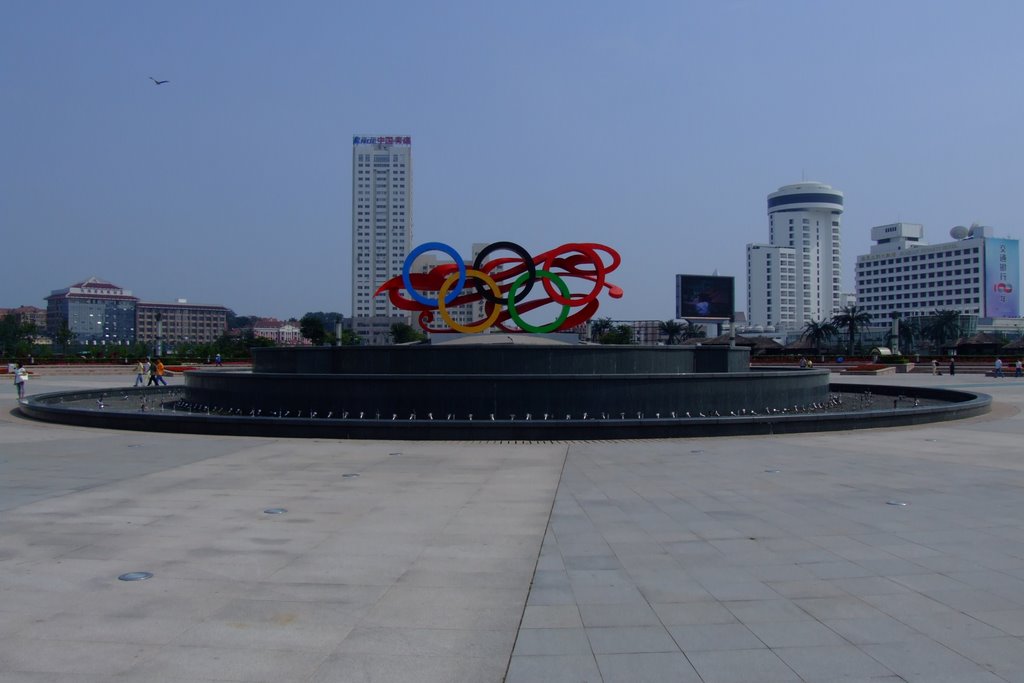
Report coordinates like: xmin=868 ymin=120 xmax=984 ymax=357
xmin=155 ymin=312 xmax=163 ymax=357
xmin=890 ymin=310 xmax=900 ymax=356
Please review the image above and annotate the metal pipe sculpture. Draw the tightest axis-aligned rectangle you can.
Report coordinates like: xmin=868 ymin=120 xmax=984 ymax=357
xmin=375 ymin=241 xmax=623 ymax=333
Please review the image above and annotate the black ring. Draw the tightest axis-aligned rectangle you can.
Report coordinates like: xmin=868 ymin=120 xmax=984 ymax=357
xmin=472 ymin=241 xmax=536 ymax=305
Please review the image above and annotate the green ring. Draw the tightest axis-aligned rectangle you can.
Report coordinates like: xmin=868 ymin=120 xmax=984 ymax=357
xmin=507 ymin=270 xmax=571 ymax=333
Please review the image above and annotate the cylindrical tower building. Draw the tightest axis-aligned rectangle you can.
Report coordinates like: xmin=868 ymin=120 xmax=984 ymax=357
xmin=766 ymin=182 xmax=844 ymax=327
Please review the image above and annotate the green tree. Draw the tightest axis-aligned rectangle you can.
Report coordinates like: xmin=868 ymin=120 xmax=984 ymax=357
xmin=339 ymin=329 xmax=362 ymax=346
xmin=54 ymin=322 xmax=76 ymax=354
xmin=127 ymin=341 xmax=152 ymax=360
xmin=590 ymin=317 xmax=613 ymax=342
xmin=831 ymin=305 xmax=872 ymax=356
xmin=301 ymin=311 xmax=345 ymax=330
xmin=0 ymin=314 xmax=25 ymax=356
xmin=658 ymin=320 xmax=684 ymax=345
xmin=800 ymin=319 xmax=838 ymax=355
xmin=243 ymin=330 xmax=276 ymax=350
xmin=390 ymin=322 xmax=426 ymax=344
xmin=599 ymin=324 xmax=635 ymax=345
xmin=922 ymin=309 xmax=962 ymax=350
xmin=225 ymin=311 xmax=257 ymax=330
xmin=209 ymin=330 xmax=276 ymax=360
xmin=300 ymin=314 xmax=327 ymax=345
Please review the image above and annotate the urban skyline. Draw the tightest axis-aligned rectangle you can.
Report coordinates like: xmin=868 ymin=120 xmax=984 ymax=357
xmin=6 ymin=186 xmax=1021 ymax=334
xmin=3 ymin=2 xmax=1023 ymax=322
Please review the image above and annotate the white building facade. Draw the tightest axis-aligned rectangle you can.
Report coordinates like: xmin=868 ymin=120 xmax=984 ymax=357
xmin=745 ymin=244 xmax=797 ymax=331
xmin=747 ymin=182 xmax=844 ymax=331
xmin=855 ymin=223 xmax=1021 ymax=325
xmin=351 ymin=135 xmax=413 ymax=344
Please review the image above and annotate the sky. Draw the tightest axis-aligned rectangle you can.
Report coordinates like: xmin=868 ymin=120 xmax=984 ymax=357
xmin=3 ymin=1 xmax=1023 ymax=321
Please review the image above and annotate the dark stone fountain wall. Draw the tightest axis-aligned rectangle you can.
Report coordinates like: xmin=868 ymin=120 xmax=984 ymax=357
xmin=19 ymin=341 xmax=991 ymax=439
xmin=183 ymin=344 xmax=829 ymax=419
xmin=250 ymin=344 xmax=750 ymax=374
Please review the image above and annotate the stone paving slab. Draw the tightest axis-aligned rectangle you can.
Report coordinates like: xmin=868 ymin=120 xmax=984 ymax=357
xmin=2 ymin=374 xmax=567 ymax=681
xmin=3 ymin=372 xmax=1024 ymax=681
xmin=509 ymin=374 xmax=1024 ymax=682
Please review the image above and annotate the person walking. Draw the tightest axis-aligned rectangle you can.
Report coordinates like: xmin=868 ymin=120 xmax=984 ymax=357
xmin=949 ymin=358 xmax=956 ymax=376
xmin=13 ymin=362 xmax=28 ymax=399
xmin=215 ymin=353 xmax=222 ymax=367
xmin=1016 ymin=359 xmax=1023 ymax=378
xmin=994 ymin=357 xmax=1004 ymax=378
xmin=931 ymin=359 xmax=938 ymax=375
xmin=155 ymin=358 xmax=168 ymax=386
xmin=133 ymin=359 xmax=145 ymax=387
xmin=147 ymin=359 xmax=159 ymax=386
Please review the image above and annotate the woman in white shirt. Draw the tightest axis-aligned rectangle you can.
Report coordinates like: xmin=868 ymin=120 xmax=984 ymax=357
xmin=13 ymin=362 xmax=28 ymax=399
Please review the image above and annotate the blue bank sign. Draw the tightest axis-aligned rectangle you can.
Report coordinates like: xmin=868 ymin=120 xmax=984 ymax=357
xmin=985 ymin=238 xmax=1020 ymax=318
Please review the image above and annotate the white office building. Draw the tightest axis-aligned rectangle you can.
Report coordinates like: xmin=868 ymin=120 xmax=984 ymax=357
xmin=746 ymin=182 xmax=844 ymax=331
xmin=350 ymin=135 xmax=413 ymax=344
xmin=855 ymin=223 xmax=1020 ymax=325
xmin=746 ymin=244 xmax=797 ymax=330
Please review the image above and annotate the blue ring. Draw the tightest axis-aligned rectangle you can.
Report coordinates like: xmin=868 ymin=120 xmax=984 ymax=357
xmin=402 ymin=242 xmax=466 ymax=306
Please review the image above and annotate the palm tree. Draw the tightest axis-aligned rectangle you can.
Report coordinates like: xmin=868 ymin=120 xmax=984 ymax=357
xmin=659 ymin=320 xmax=684 ymax=345
xmin=800 ymin=319 xmax=838 ymax=355
xmin=682 ymin=322 xmax=706 ymax=341
xmin=831 ymin=305 xmax=872 ymax=356
xmin=886 ymin=317 xmax=919 ymax=354
xmin=923 ymin=309 xmax=962 ymax=351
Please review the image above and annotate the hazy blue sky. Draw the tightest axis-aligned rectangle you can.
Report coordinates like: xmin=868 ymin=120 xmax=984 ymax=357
xmin=3 ymin=1 xmax=1022 ymax=321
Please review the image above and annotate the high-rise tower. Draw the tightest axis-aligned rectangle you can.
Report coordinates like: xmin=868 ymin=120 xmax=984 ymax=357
xmin=747 ymin=182 xmax=843 ymax=330
xmin=351 ymin=135 xmax=413 ymax=344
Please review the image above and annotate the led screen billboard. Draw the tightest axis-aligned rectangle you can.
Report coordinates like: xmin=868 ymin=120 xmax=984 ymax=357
xmin=985 ymin=239 xmax=1020 ymax=318
xmin=676 ymin=274 xmax=734 ymax=320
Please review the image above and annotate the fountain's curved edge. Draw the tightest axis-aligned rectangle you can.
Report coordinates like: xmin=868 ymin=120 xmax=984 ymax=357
xmin=16 ymin=383 xmax=991 ymax=440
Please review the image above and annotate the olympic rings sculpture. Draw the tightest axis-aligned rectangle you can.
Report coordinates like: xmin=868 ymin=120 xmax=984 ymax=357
xmin=374 ymin=241 xmax=623 ymax=334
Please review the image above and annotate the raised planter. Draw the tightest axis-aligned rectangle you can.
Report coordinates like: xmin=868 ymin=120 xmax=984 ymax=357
xmin=843 ymin=365 xmax=895 ymax=376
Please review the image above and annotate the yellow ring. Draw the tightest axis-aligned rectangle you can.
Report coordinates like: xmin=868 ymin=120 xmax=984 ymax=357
xmin=438 ymin=269 xmax=503 ymax=333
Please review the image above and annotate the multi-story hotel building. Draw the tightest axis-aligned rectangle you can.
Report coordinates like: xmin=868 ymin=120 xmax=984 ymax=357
xmin=45 ymin=277 xmax=138 ymax=345
xmin=747 ymin=182 xmax=844 ymax=331
xmin=855 ymin=223 xmax=1020 ymax=325
xmin=0 ymin=305 xmax=47 ymax=330
xmin=351 ymin=134 xmax=413 ymax=344
xmin=136 ymin=300 xmax=229 ymax=347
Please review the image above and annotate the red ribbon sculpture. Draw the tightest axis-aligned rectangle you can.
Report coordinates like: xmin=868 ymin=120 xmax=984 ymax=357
xmin=375 ymin=241 xmax=623 ymax=333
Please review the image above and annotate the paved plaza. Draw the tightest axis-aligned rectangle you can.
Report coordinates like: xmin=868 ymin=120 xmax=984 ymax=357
xmin=2 ymin=371 xmax=1024 ymax=682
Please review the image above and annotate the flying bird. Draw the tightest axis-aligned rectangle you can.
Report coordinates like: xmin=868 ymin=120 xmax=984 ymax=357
xmin=149 ymin=77 xmax=169 ymax=85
